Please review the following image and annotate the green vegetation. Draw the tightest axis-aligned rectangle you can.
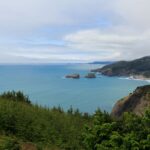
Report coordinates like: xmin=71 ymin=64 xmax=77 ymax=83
xmin=0 ymin=91 xmax=149 ymax=149
xmin=83 ymin=109 xmax=150 ymax=150
xmin=0 ymin=91 xmax=31 ymax=104
xmin=0 ymin=91 xmax=92 ymax=149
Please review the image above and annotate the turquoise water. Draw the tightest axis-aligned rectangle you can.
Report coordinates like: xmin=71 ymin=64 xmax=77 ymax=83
xmin=0 ymin=64 xmax=149 ymax=113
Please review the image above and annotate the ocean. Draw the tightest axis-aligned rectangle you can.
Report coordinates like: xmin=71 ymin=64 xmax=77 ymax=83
xmin=0 ymin=63 xmax=149 ymax=113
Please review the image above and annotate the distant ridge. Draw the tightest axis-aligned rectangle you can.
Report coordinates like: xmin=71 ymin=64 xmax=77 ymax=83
xmin=89 ymin=61 xmax=114 ymax=65
xmin=91 ymin=56 xmax=150 ymax=79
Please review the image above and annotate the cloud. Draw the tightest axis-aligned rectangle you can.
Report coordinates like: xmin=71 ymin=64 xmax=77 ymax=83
xmin=0 ymin=0 xmax=111 ymax=35
xmin=114 ymin=0 xmax=150 ymax=30
xmin=0 ymin=0 xmax=149 ymax=63
xmin=64 ymin=28 xmax=150 ymax=60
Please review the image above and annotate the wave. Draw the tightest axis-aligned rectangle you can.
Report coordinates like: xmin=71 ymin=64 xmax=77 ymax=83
xmin=119 ymin=77 xmax=150 ymax=83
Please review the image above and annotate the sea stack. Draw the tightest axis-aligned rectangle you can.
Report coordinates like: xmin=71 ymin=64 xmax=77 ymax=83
xmin=65 ymin=74 xmax=80 ymax=79
xmin=85 ymin=73 xmax=96 ymax=78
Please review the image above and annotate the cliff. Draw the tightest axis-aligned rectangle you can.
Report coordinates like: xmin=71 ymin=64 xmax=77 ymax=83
xmin=111 ymin=85 xmax=150 ymax=117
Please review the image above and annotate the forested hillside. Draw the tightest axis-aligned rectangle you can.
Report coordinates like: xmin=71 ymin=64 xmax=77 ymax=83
xmin=92 ymin=56 xmax=150 ymax=78
xmin=0 ymin=91 xmax=149 ymax=150
xmin=0 ymin=91 xmax=91 ymax=150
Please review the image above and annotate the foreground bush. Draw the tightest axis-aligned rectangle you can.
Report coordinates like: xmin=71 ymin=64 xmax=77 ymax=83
xmin=83 ymin=109 xmax=150 ymax=150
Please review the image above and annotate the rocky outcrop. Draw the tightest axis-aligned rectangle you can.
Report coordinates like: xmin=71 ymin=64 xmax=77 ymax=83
xmin=65 ymin=74 xmax=80 ymax=79
xmin=85 ymin=73 xmax=96 ymax=78
xmin=111 ymin=85 xmax=150 ymax=118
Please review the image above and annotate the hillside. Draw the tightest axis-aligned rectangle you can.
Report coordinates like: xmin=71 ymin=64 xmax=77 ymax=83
xmin=92 ymin=56 xmax=150 ymax=78
xmin=111 ymin=85 xmax=150 ymax=118
xmin=0 ymin=91 xmax=91 ymax=150
xmin=0 ymin=90 xmax=150 ymax=149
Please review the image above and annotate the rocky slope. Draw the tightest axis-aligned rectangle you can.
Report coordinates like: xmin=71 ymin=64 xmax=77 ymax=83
xmin=111 ymin=85 xmax=150 ymax=117
xmin=92 ymin=56 xmax=150 ymax=79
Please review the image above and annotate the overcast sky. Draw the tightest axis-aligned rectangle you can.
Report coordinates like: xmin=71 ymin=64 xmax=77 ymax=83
xmin=0 ymin=0 xmax=150 ymax=63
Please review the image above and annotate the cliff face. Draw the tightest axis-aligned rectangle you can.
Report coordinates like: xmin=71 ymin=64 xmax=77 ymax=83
xmin=111 ymin=85 xmax=150 ymax=118
xmin=92 ymin=56 xmax=150 ymax=78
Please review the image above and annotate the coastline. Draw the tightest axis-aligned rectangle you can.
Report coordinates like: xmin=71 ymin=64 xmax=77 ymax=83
xmin=96 ymin=71 xmax=150 ymax=82
xmin=118 ymin=75 xmax=150 ymax=83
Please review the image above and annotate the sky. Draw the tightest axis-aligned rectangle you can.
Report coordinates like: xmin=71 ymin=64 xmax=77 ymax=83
xmin=0 ymin=0 xmax=150 ymax=63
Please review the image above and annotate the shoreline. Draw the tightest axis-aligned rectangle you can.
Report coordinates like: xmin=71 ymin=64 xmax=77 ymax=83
xmin=118 ymin=75 xmax=150 ymax=83
xmin=96 ymin=72 xmax=150 ymax=82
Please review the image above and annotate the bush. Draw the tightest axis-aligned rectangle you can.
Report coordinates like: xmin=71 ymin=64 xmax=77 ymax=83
xmin=82 ymin=109 xmax=150 ymax=150
xmin=0 ymin=91 xmax=31 ymax=104
xmin=2 ymin=138 xmax=20 ymax=150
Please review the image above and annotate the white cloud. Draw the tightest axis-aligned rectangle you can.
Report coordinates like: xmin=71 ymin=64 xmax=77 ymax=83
xmin=0 ymin=0 xmax=110 ymax=35
xmin=64 ymin=28 xmax=150 ymax=60
xmin=0 ymin=0 xmax=150 ymax=63
xmin=114 ymin=0 xmax=150 ymax=30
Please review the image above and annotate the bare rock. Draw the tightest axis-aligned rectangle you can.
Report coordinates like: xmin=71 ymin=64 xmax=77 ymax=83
xmin=111 ymin=85 xmax=150 ymax=118
xmin=65 ymin=74 xmax=80 ymax=79
xmin=85 ymin=73 xmax=96 ymax=78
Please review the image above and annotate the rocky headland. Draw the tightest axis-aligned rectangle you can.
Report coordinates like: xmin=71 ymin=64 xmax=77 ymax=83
xmin=91 ymin=56 xmax=150 ymax=80
xmin=111 ymin=85 xmax=150 ymax=118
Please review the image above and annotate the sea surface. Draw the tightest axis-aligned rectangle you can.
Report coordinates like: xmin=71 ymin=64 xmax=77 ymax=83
xmin=0 ymin=64 xmax=149 ymax=113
